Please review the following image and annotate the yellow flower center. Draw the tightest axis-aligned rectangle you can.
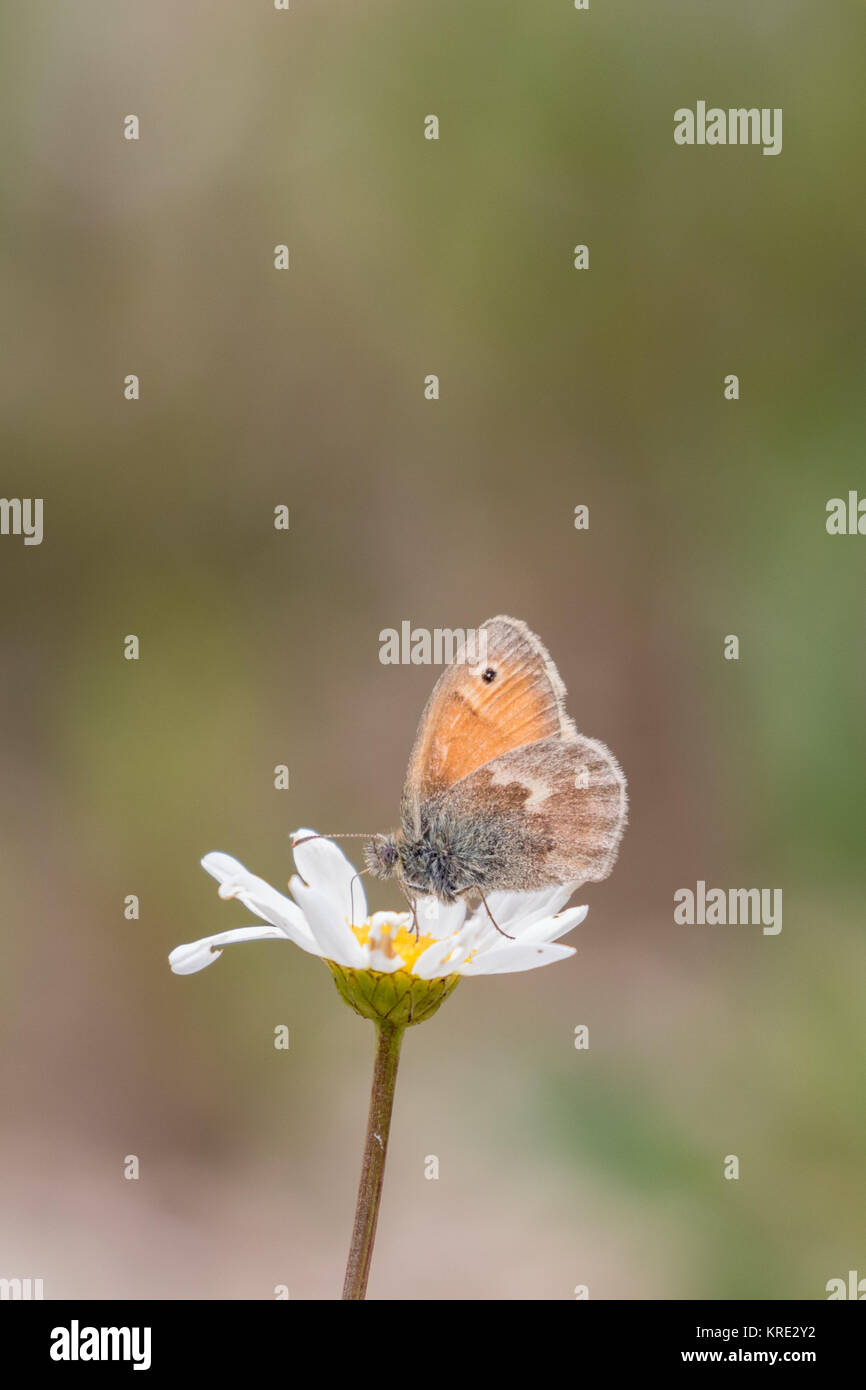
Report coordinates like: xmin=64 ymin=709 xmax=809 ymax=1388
xmin=351 ymin=917 xmax=440 ymax=972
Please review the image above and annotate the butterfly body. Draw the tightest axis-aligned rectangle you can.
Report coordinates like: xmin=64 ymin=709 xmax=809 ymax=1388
xmin=367 ymin=798 xmax=524 ymax=903
xmin=364 ymin=616 xmax=627 ymax=911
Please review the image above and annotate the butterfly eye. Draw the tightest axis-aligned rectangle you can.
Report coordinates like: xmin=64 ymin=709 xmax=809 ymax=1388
xmin=481 ymin=667 xmax=497 ymax=684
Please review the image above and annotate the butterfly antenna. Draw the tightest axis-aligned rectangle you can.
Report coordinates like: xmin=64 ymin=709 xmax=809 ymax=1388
xmin=291 ymin=832 xmax=376 ymax=847
xmin=474 ymin=886 xmax=515 ymax=940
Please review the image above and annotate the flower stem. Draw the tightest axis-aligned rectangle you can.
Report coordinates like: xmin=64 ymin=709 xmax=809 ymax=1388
xmin=342 ymin=1020 xmax=404 ymax=1300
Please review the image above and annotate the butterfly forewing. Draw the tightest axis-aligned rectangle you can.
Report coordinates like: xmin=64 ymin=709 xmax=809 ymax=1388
xmin=401 ymin=616 xmax=575 ymax=832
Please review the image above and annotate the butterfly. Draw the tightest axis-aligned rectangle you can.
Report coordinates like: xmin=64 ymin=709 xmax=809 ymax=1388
xmin=363 ymin=616 xmax=627 ymax=934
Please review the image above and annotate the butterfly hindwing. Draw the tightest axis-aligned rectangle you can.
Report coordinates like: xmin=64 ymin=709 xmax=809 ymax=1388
xmin=429 ymin=732 xmax=628 ymax=892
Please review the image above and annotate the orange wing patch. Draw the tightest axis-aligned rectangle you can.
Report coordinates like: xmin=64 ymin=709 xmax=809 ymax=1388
xmin=401 ymin=616 xmax=576 ymax=827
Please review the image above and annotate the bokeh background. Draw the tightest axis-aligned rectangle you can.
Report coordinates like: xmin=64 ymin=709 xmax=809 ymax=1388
xmin=1 ymin=0 xmax=864 ymax=1299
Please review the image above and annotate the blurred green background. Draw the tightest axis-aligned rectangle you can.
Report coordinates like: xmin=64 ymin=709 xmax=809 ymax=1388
xmin=1 ymin=0 xmax=864 ymax=1298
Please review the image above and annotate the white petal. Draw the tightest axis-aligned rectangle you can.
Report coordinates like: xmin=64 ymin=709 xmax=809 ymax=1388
xmin=169 ymin=925 xmax=289 ymax=975
xmin=479 ymin=882 xmax=582 ymax=935
xmin=369 ymin=911 xmax=412 ymax=934
xmin=460 ymin=942 xmax=576 ymax=975
xmin=364 ymin=947 xmax=403 ymax=974
xmin=519 ymin=905 xmax=589 ymax=945
xmin=289 ymin=874 xmax=366 ymax=969
xmin=413 ymin=896 xmax=468 ymax=940
xmin=365 ymin=913 xmax=413 ymax=973
xmin=201 ymin=852 xmax=318 ymax=953
xmin=411 ymin=913 xmax=483 ymax=977
xmin=290 ymin=828 xmax=367 ymax=923
xmin=412 ymin=935 xmax=467 ymax=980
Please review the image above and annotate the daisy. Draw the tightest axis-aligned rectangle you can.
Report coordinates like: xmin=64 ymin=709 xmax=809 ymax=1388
xmin=169 ymin=828 xmax=588 ymax=987
xmin=169 ymin=828 xmax=591 ymax=1300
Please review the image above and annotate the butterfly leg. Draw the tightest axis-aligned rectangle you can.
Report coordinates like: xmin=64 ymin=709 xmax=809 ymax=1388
xmin=471 ymin=887 xmax=515 ymax=940
xmin=395 ymin=878 xmax=421 ymax=938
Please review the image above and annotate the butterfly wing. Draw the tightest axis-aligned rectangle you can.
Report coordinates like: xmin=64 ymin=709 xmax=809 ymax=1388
xmin=439 ymin=732 xmax=627 ymax=892
xmin=401 ymin=616 xmax=576 ymax=835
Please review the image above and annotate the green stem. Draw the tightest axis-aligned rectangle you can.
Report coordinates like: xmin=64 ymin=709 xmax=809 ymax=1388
xmin=342 ymin=1021 xmax=405 ymax=1300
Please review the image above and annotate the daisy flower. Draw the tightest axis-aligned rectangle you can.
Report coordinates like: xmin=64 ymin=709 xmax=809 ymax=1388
xmin=169 ymin=828 xmax=588 ymax=992
xmin=169 ymin=827 xmax=592 ymax=1300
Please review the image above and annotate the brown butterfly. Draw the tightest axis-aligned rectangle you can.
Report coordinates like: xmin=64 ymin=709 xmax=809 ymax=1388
xmin=363 ymin=616 xmax=627 ymax=933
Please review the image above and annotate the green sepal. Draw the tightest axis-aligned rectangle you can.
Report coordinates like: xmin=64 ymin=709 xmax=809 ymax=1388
xmin=326 ymin=961 xmax=461 ymax=1027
